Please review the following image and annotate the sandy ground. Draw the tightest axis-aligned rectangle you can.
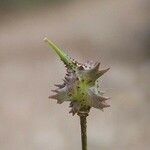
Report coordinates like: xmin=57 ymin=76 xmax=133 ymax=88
xmin=0 ymin=0 xmax=150 ymax=150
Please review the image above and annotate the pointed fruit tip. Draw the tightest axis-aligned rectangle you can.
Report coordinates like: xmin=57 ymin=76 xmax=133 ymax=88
xmin=103 ymin=96 xmax=110 ymax=100
xmin=94 ymin=62 xmax=100 ymax=70
xmin=51 ymin=90 xmax=59 ymax=93
xmin=101 ymin=67 xmax=110 ymax=73
xmin=106 ymin=67 xmax=110 ymax=71
xmin=43 ymin=37 xmax=48 ymax=42
xmin=49 ymin=94 xmax=57 ymax=99
xmin=97 ymin=67 xmax=110 ymax=78
xmin=105 ymin=104 xmax=110 ymax=108
xmin=43 ymin=37 xmax=54 ymax=46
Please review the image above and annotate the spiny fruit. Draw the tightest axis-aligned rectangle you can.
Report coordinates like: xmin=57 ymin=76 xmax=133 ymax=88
xmin=44 ymin=38 xmax=110 ymax=115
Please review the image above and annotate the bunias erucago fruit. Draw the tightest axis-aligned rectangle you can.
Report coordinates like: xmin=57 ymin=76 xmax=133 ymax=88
xmin=44 ymin=38 xmax=110 ymax=115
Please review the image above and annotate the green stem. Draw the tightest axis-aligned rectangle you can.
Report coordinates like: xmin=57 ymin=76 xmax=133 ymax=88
xmin=78 ymin=111 xmax=89 ymax=150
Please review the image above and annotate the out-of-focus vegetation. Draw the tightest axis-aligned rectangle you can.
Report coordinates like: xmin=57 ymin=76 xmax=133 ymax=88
xmin=0 ymin=0 xmax=70 ymax=10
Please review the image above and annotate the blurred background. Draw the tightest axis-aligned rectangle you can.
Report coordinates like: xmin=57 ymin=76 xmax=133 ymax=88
xmin=0 ymin=0 xmax=150 ymax=150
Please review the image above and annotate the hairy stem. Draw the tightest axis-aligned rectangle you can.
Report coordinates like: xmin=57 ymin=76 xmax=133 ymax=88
xmin=78 ymin=111 xmax=89 ymax=150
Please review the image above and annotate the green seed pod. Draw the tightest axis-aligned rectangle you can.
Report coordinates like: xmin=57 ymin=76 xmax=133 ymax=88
xmin=44 ymin=38 xmax=110 ymax=115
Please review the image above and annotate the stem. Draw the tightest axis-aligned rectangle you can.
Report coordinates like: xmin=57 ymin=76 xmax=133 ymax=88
xmin=78 ymin=111 xmax=89 ymax=150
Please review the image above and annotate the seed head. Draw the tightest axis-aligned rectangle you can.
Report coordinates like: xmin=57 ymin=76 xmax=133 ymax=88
xmin=45 ymin=38 xmax=110 ymax=115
